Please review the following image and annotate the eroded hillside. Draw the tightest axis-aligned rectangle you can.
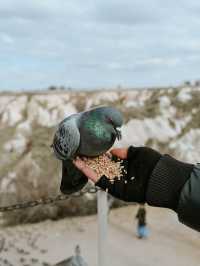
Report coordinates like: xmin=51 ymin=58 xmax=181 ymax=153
xmin=0 ymin=86 xmax=199 ymax=224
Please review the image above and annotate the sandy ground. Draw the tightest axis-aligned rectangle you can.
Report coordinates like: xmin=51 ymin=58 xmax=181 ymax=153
xmin=0 ymin=206 xmax=199 ymax=266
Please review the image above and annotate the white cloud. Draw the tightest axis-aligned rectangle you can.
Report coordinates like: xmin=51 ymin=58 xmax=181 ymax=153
xmin=138 ymin=57 xmax=181 ymax=67
xmin=1 ymin=33 xmax=14 ymax=44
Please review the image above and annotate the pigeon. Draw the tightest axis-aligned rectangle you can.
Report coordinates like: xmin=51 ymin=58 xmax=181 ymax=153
xmin=54 ymin=245 xmax=88 ymax=266
xmin=51 ymin=106 xmax=123 ymax=194
xmin=52 ymin=106 xmax=123 ymax=160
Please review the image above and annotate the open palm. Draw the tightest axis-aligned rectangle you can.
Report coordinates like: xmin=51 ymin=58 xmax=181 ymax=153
xmin=73 ymin=148 xmax=128 ymax=183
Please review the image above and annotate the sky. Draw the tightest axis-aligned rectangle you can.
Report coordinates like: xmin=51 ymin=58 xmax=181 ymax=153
xmin=0 ymin=0 xmax=200 ymax=91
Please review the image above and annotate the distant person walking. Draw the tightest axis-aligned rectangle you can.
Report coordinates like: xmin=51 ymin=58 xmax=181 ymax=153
xmin=135 ymin=205 xmax=149 ymax=239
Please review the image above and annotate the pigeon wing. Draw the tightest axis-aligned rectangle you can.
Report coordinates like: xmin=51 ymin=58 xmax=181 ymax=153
xmin=53 ymin=120 xmax=80 ymax=159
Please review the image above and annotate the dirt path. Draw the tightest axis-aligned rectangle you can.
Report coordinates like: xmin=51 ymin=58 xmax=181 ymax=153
xmin=108 ymin=206 xmax=200 ymax=266
xmin=0 ymin=206 xmax=199 ymax=266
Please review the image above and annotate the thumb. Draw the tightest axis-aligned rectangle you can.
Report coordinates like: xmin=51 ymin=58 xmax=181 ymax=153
xmin=73 ymin=158 xmax=100 ymax=183
xmin=110 ymin=148 xmax=128 ymax=159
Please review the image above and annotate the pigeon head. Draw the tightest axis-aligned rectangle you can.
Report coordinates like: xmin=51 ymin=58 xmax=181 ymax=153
xmin=101 ymin=106 xmax=123 ymax=140
xmin=104 ymin=116 xmax=122 ymax=140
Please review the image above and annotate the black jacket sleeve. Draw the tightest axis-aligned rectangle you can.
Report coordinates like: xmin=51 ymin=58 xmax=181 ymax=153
xmin=145 ymin=154 xmax=194 ymax=210
xmin=176 ymin=164 xmax=200 ymax=231
xmin=146 ymin=155 xmax=200 ymax=231
xmin=146 ymin=157 xmax=200 ymax=231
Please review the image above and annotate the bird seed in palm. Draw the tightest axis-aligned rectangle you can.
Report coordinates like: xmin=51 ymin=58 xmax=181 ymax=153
xmin=81 ymin=153 xmax=124 ymax=182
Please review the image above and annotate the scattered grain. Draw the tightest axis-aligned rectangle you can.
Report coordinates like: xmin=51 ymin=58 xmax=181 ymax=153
xmin=82 ymin=153 xmax=124 ymax=181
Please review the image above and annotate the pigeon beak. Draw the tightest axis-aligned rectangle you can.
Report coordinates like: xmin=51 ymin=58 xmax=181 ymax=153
xmin=115 ymin=128 xmax=122 ymax=140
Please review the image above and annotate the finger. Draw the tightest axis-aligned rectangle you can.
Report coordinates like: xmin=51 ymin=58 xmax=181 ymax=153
xmin=72 ymin=158 xmax=85 ymax=170
xmin=110 ymin=148 xmax=128 ymax=159
xmin=73 ymin=158 xmax=100 ymax=183
xmin=105 ymin=152 xmax=112 ymax=159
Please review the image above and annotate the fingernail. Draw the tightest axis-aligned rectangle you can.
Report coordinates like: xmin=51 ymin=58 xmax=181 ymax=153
xmin=73 ymin=158 xmax=78 ymax=163
xmin=73 ymin=159 xmax=78 ymax=165
xmin=74 ymin=159 xmax=82 ymax=167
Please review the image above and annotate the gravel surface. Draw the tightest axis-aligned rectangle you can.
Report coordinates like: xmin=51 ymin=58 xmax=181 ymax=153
xmin=0 ymin=206 xmax=199 ymax=266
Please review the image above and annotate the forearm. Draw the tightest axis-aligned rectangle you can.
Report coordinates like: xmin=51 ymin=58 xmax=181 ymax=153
xmin=146 ymin=154 xmax=193 ymax=210
xmin=149 ymin=159 xmax=200 ymax=231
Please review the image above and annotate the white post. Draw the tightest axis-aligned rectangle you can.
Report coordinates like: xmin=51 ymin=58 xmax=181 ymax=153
xmin=97 ymin=190 xmax=108 ymax=266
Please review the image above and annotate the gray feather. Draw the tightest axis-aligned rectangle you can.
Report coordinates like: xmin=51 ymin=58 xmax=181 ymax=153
xmin=52 ymin=118 xmax=80 ymax=160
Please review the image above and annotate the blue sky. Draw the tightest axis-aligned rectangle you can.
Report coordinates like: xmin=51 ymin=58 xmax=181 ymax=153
xmin=0 ymin=0 xmax=200 ymax=90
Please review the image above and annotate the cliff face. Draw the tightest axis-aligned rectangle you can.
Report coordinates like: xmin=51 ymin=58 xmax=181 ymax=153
xmin=0 ymin=86 xmax=199 ymax=223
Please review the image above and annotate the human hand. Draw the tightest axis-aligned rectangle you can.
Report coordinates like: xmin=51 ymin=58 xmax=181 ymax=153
xmin=73 ymin=156 xmax=99 ymax=183
xmin=73 ymin=146 xmax=162 ymax=203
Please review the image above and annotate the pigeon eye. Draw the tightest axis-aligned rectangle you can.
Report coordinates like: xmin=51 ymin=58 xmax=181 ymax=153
xmin=106 ymin=116 xmax=113 ymax=125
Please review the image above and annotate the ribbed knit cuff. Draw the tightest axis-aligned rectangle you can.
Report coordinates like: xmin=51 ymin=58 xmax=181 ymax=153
xmin=146 ymin=155 xmax=194 ymax=211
